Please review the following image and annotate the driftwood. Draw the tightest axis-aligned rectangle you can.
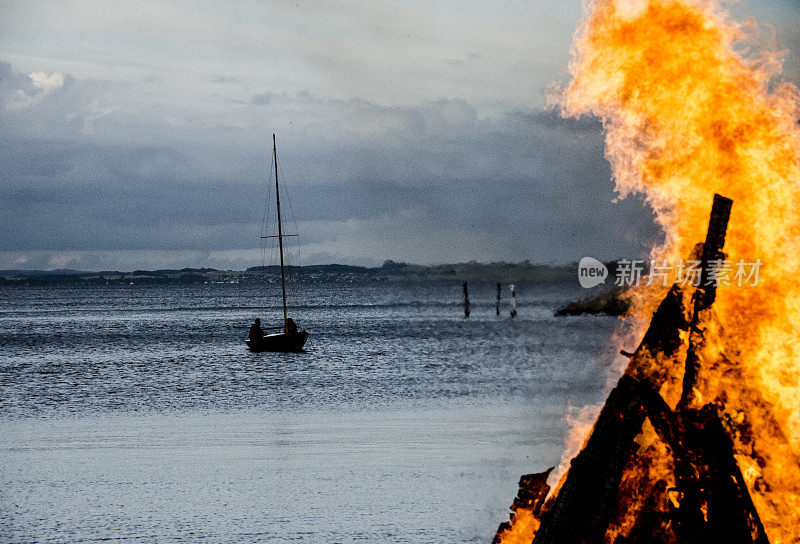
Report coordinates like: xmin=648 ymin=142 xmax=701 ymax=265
xmin=496 ymin=194 xmax=777 ymax=544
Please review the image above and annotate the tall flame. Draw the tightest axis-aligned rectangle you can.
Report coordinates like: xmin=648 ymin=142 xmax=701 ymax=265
xmin=501 ymin=0 xmax=800 ymax=541
xmin=561 ymin=0 xmax=800 ymax=540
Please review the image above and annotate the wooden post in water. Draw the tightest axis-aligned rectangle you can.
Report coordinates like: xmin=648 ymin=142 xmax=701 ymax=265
xmin=463 ymin=282 xmax=470 ymax=318
xmin=496 ymin=282 xmax=501 ymax=316
xmin=510 ymin=284 xmax=517 ymax=318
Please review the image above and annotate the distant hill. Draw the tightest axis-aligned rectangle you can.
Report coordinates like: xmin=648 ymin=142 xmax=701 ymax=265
xmin=0 ymin=260 xmax=577 ymax=286
xmin=0 ymin=268 xmax=87 ymax=276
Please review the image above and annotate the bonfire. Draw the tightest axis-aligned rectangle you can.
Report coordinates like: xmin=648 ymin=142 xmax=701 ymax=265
xmin=494 ymin=0 xmax=800 ymax=542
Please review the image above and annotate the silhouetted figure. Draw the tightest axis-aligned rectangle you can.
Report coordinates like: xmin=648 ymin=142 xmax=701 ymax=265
xmin=463 ymin=282 xmax=470 ymax=318
xmin=249 ymin=318 xmax=265 ymax=340
xmin=496 ymin=282 xmax=501 ymax=315
xmin=285 ymin=317 xmax=298 ymax=334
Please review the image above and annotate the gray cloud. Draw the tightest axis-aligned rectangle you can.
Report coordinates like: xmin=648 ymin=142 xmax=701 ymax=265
xmin=1 ymin=1 xmax=798 ymax=271
xmin=0 ymin=59 xmax=662 ymax=270
xmin=251 ymin=91 xmax=273 ymax=105
xmin=208 ymin=74 xmax=237 ymax=84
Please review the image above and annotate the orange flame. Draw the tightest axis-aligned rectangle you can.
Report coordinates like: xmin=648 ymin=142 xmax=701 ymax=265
xmin=553 ymin=0 xmax=800 ymax=540
xmin=495 ymin=508 xmax=540 ymax=544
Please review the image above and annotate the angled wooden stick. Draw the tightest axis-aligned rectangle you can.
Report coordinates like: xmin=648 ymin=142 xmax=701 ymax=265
xmin=678 ymin=193 xmax=733 ymax=410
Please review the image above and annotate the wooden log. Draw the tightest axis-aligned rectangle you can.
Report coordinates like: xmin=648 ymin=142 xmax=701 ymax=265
xmin=613 ymin=480 xmax=674 ymax=544
xmin=512 ymin=468 xmax=553 ymax=515
xmin=522 ymin=195 xmax=771 ymax=543
xmin=678 ymin=194 xmax=733 ymax=410
xmin=623 ymin=284 xmax=690 ymax=388
xmin=532 ymin=375 xmax=650 ymax=544
xmin=682 ymin=406 xmax=769 ymax=544
xmin=643 ymin=400 xmax=770 ymax=543
xmin=699 ymin=312 xmax=800 ymax=542
xmin=492 ymin=468 xmax=553 ymax=544
xmin=612 ymin=382 xmax=768 ymax=543
xmin=532 ymin=285 xmax=689 ymax=544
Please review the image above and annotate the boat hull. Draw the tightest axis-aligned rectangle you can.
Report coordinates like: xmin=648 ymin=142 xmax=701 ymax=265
xmin=246 ymin=331 xmax=308 ymax=352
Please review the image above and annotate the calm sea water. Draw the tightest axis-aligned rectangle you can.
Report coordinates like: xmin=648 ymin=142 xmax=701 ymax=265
xmin=0 ymin=281 xmax=619 ymax=543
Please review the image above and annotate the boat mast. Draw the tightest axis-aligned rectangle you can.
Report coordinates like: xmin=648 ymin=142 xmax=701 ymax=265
xmin=273 ymin=133 xmax=289 ymax=331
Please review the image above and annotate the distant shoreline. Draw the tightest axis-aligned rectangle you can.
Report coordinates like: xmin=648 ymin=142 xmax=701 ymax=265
xmin=0 ymin=260 xmax=585 ymax=286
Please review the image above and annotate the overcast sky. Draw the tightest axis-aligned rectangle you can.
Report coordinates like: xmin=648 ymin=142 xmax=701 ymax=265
xmin=1 ymin=0 xmax=798 ymax=270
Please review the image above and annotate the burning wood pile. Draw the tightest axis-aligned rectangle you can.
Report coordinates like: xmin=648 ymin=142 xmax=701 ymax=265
xmin=492 ymin=195 xmax=799 ymax=543
xmin=490 ymin=0 xmax=800 ymax=540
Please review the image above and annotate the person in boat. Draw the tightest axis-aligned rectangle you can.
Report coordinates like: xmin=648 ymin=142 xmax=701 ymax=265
xmin=285 ymin=317 xmax=298 ymax=335
xmin=249 ymin=318 xmax=265 ymax=340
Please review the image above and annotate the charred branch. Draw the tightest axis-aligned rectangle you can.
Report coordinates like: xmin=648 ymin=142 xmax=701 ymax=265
xmin=679 ymin=194 xmax=733 ymax=410
xmin=532 ymin=286 xmax=689 ymax=544
xmin=642 ymin=391 xmax=770 ymax=543
xmin=496 ymin=193 xmax=776 ymax=544
xmin=493 ymin=468 xmax=553 ymax=544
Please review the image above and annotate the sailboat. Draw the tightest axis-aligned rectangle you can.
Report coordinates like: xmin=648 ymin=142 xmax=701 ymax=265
xmin=245 ymin=134 xmax=309 ymax=353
